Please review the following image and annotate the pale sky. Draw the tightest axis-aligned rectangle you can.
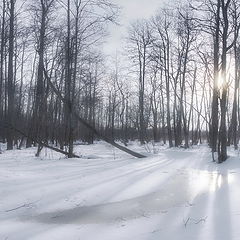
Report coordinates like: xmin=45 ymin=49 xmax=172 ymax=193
xmin=103 ymin=0 xmax=164 ymax=56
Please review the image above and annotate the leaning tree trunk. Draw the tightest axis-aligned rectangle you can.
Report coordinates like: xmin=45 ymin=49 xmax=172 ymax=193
xmin=43 ymin=68 xmax=146 ymax=159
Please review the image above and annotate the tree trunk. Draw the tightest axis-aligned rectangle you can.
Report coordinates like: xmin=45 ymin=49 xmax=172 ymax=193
xmin=7 ymin=0 xmax=15 ymax=150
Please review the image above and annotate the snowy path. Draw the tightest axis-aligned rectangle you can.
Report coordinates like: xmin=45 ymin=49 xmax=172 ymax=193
xmin=0 ymin=143 xmax=240 ymax=240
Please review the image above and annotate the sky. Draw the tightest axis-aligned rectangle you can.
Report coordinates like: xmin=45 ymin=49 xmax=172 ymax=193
xmin=103 ymin=0 xmax=164 ymax=56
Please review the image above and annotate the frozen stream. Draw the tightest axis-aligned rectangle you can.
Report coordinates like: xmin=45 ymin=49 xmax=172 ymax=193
xmin=0 ymin=143 xmax=240 ymax=240
xmin=27 ymin=169 xmax=235 ymax=225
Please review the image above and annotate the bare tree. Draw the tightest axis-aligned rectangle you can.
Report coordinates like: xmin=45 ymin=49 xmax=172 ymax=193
xmin=128 ymin=20 xmax=153 ymax=144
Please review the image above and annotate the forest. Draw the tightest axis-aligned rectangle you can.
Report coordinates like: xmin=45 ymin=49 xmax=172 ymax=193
xmin=0 ymin=0 xmax=240 ymax=163
xmin=1 ymin=0 xmax=240 ymax=239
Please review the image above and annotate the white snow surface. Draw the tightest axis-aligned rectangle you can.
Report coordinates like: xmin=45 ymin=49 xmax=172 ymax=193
xmin=0 ymin=142 xmax=240 ymax=240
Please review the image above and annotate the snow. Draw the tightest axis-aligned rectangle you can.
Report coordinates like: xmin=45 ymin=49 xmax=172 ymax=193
xmin=0 ymin=142 xmax=240 ymax=240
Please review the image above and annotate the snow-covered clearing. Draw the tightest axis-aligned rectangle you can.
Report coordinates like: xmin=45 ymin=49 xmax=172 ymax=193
xmin=0 ymin=142 xmax=240 ymax=240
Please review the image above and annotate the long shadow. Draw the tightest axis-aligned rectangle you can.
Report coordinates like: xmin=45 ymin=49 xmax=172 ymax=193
xmin=2 ymin=159 xmax=176 ymax=227
xmin=4 ymin=158 xmax=175 ymax=209
xmin=17 ymin=151 xmax=198 ymax=225
xmin=20 ymin=168 xmax=196 ymax=225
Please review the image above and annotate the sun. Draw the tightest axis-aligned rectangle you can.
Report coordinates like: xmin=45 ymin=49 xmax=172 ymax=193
xmin=217 ymin=73 xmax=224 ymax=89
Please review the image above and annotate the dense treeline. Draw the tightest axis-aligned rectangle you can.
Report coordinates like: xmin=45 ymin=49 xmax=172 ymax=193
xmin=0 ymin=0 xmax=239 ymax=162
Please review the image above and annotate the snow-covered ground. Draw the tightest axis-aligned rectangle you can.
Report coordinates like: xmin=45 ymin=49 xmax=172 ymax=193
xmin=0 ymin=142 xmax=240 ymax=240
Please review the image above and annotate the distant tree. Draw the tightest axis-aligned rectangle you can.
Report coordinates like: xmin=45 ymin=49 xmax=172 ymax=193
xmin=128 ymin=20 xmax=153 ymax=144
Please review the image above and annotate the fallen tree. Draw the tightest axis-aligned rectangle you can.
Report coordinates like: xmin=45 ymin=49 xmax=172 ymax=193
xmin=2 ymin=123 xmax=80 ymax=158
xmin=43 ymin=68 xmax=146 ymax=159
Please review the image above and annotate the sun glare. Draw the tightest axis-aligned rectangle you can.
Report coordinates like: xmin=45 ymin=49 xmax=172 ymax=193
xmin=217 ymin=74 xmax=224 ymax=89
